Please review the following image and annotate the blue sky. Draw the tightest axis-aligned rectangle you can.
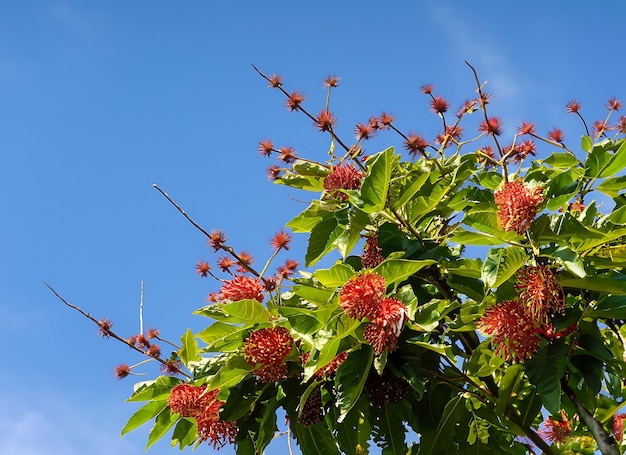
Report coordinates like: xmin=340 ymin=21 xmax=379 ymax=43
xmin=2 ymin=1 xmax=626 ymax=454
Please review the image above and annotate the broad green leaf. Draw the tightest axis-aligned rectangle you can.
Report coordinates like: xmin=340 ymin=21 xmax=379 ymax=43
xmin=127 ymin=376 xmax=181 ymax=402
xmin=314 ymin=263 xmax=356 ymax=288
xmin=206 ymin=355 xmax=253 ymax=390
xmin=290 ymin=284 xmax=335 ymax=304
xmin=608 ymin=205 xmax=626 ymax=224
xmin=171 ymin=418 xmax=196 ymax=449
xmin=559 ymin=272 xmax=626 ymax=295
xmin=588 ymin=295 xmax=626 ymax=319
xmin=336 ymin=208 xmax=370 ymax=258
xmin=221 ymin=299 xmax=272 ymax=324
xmin=450 ymin=229 xmax=510 ymax=246
xmin=256 ymin=399 xmax=279 ymax=454
xmin=373 ymin=259 xmax=436 ymax=287
xmin=598 ymin=138 xmax=626 ymax=177
xmin=146 ymin=407 xmax=178 ymax=449
xmin=305 ymin=212 xmax=346 ymax=266
xmin=287 ymin=204 xmax=332 ymax=233
xmin=293 ymin=421 xmax=341 ymax=455
xmin=585 ymin=141 xmax=614 ymax=178
xmin=524 ymin=341 xmax=567 ymax=415
xmin=481 ymin=247 xmax=528 ymax=289
xmin=372 ymin=403 xmax=407 ymax=455
xmin=545 ymin=152 xmax=582 ymax=169
xmin=275 ymin=173 xmax=325 ymax=191
xmin=335 ymin=345 xmax=374 ymax=422
xmin=595 ymin=175 xmax=626 ymax=197
xmin=495 ymin=364 xmax=522 ymax=417
xmin=581 ymin=135 xmax=593 ymax=153
xmin=475 ymin=171 xmax=503 ymax=190
xmin=121 ymin=400 xmax=168 ymax=436
xmin=333 ymin=395 xmax=372 ymax=455
xmin=360 ymin=147 xmax=394 ymax=213
xmin=392 ymin=172 xmax=430 ymax=209
xmin=467 ymin=341 xmax=505 ymax=377
xmin=463 ymin=211 xmax=522 ymax=243
xmin=550 ymin=246 xmax=586 ymax=278
xmin=427 ymin=396 xmax=465 ymax=455
xmin=179 ymin=328 xmax=200 ymax=365
xmin=196 ymin=321 xmax=243 ymax=348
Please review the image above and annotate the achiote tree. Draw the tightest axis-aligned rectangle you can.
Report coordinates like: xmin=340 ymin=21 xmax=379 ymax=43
xmin=52 ymin=63 xmax=626 ymax=454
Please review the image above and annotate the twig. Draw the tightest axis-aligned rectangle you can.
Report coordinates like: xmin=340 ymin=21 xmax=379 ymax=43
xmin=139 ymin=280 xmax=144 ymax=335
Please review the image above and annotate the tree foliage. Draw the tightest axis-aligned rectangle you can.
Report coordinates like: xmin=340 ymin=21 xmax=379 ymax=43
xmin=54 ymin=64 xmax=626 ymax=454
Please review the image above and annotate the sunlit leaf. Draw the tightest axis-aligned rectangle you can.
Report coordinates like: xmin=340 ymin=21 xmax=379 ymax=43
xmin=481 ymin=247 xmax=528 ymax=289
xmin=335 ymin=345 xmax=373 ymax=422
xmin=121 ymin=400 xmax=168 ymax=436
xmin=360 ymin=147 xmax=394 ymax=213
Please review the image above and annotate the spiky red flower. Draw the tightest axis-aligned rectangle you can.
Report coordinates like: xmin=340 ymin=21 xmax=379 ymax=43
xmin=217 ymin=256 xmax=235 ymax=273
xmin=314 ymin=110 xmax=337 ymax=132
xmin=510 ymin=140 xmax=537 ymax=163
xmin=404 ymin=133 xmax=429 ymax=157
xmin=364 ymin=298 xmax=408 ymax=355
xmin=160 ymin=359 xmax=184 ymax=375
xmin=478 ymin=299 xmax=540 ymax=362
xmin=323 ymin=163 xmax=364 ymax=201
xmin=478 ymin=145 xmax=495 ymax=165
xmin=378 ymin=112 xmax=395 ymax=129
xmin=208 ymin=230 xmax=227 ymax=251
xmin=135 ymin=333 xmax=150 ymax=349
xmin=479 ymin=117 xmax=502 ymax=136
xmin=569 ymin=199 xmax=585 ymax=213
xmin=313 ymin=351 xmax=349 ymax=379
xmin=430 ymin=95 xmax=449 ymax=114
xmin=98 ymin=318 xmax=113 ymax=338
xmin=617 ymin=115 xmax=626 ymax=134
xmin=277 ymin=259 xmax=298 ymax=278
xmin=147 ymin=343 xmax=161 ymax=358
xmin=339 ymin=273 xmax=386 ymax=321
xmin=267 ymin=165 xmax=282 ymax=181
xmin=437 ymin=125 xmax=463 ymax=147
xmin=515 ymin=265 xmax=564 ymax=323
xmin=258 ymin=139 xmax=274 ymax=157
xmin=146 ymin=328 xmax=160 ymax=339
xmin=518 ymin=121 xmax=536 ymax=135
xmin=114 ymin=363 xmax=131 ymax=379
xmin=606 ymin=97 xmax=623 ymax=111
xmin=197 ymin=415 xmax=238 ymax=449
xmin=323 ymin=75 xmax=340 ymax=88
xmin=548 ymin=128 xmax=564 ymax=143
xmin=355 ymin=122 xmax=376 ymax=140
xmin=278 ymin=146 xmax=297 ymax=163
xmin=236 ymin=251 xmax=254 ymax=274
xmin=267 ymin=74 xmax=283 ymax=88
xmin=244 ymin=327 xmax=293 ymax=383
xmin=168 ymin=384 xmax=212 ymax=417
xmin=271 ymin=229 xmax=292 ymax=251
xmin=494 ymin=180 xmax=544 ymax=235
xmin=196 ymin=261 xmax=211 ymax=278
xmin=420 ymin=84 xmax=434 ymax=95
xmin=542 ymin=411 xmax=572 ymax=443
xmin=565 ymin=100 xmax=582 ymax=114
xmin=361 ymin=236 xmax=384 ymax=269
xmin=613 ymin=414 xmax=626 ymax=443
xmin=456 ymin=99 xmax=477 ymax=118
xmin=593 ymin=120 xmax=610 ymax=139
xmin=219 ymin=276 xmax=264 ymax=302
xmin=285 ymin=91 xmax=305 ymax=111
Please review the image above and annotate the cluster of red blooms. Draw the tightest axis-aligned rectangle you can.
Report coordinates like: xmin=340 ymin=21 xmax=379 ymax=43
xmin=323 ymin=163 xmax=364 ymax=201
xmin=361 ymin=235 xmax=385 ymax=269
xmin=168 ymin=384 xmax=237 ymax=449
xmin=479 ymin=265 xmax=566 ymax=362
xmin=243 ymin=327 xmax=294 ymax=382
xmin=298 ymin=385 xmax=323 ymax=427
xmin=494 ymin=180 xmax=544 ymax=235
xmin=365 ymin=373 xmax=412 ymax=405
xmin=613 ymin=413 xmax=626 ymax=443
xmin=219 ymin=276 xmax=265 ymax=303
xmin=339 ymin=273 xmax=408 ymax=355
xmin=540 ymin=410 xmax=572 ymax=444
xmin=302 ymin=351 xmax=349 ymax=379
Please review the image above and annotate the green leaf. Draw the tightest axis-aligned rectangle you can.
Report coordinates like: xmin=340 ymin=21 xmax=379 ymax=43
xmin=360 ymin=147 xmax=394 ymax=213
xmin=256 ymin=399 xmax=279 ymax=453
xmin=373 ymin=259 xmax=436 ymax=288
xmin=293 ymin=422 xmax=341 ymax=455
xmin=559 ymin=272 xmax=626 ymax=294
xmin=127 ymin=376 xmax=181 ymax=402
xmin=595 ymin=175 xmax=626 ymax=197
xmin=336 ymin=208 xmax=370 ymax=258
xmin=171 ymin=418 xmax=196 ymax=449
xmin=551 ymin=246 xmax=586 ymax=278
xmin=179 ymin=328 xmax=200 ymax=365
xmin=146 ymin=407 xmax=178 ymax=449
xmin=305 ymin=214 xmax=342 ymax=266
xmin=598 ymin=138 xmax=626 ymax=177
xmin=481 ymin=247 xmax=528 ymax=289
xmin=524 ymin=341 xmax=567 ymax=415
xmin=287 ymin=204 xmax=332 ymax=233
xmin=335 ymin=345 xmax=373 ymax=422
xmin=221 ymin=299 xmax=272 ymax=324
xmin=495 ymin=364 xmax=522 ymax=417
xmin=545 ymin=152 xmax=581 ymax=169
xmin=427 ymin=396 xmax=465 ymax=455
xmin=314 ymin=263 xmax=356 ymax=288
xmin=467 ymin=341 xmax=505 ymax=377
xmin=373 ymin=403 xmax=407 ymax=455
xmin=450 ymin=229 xmax=510 ymax=246
xmin=581 ymin=135 xmax=593 ymax=153
xmin=196 ymin=322 xmax=243 ymax=348
xmin=206 ymin=355 xmax=254 ymax=390
xmin=392 ymin=172 xmax=430 ymax=209
xmin=588 ymin=295 xmax=626 ymax=319
xmin=463 ymin=211 xmax=522 ymax=243
xmin=121 ymin=400 xmax=168 ymax=436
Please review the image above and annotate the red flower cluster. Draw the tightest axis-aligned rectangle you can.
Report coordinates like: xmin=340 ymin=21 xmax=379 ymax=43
xmin=365 ymin=373 xmax=412 ymax=405
xmin=168 ymin=384 xmax=237 ymax=448
xmin=515 ymin=265 xmax=564 ymax=323
xmin=494 ymin=180 xmax=543 ymax=235
xmin=613 ymin=413 xmax=626 ymax=443
xmin=244 ymin=327 xmax=293 ymax=383
xmin=477 ymin=299 xmax=540 ymax=362
xmin=541 ymin=411 xmax=572 ymax=443
xmin=219 ymin=276 xmax=265 ymax=303
xmin=323 ymin=163 xmax=364 ymax=201
xmin=340 ymin=274 xmax=407 ymax=355
xmin=361 ymin=236 xmax=384 ymax=269
xmin=302 ymin=351 xmax=349 ymax=379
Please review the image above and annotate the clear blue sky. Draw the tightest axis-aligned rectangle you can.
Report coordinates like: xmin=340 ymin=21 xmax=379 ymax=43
xmin=2 ymin=1 xmax=625 ymax=454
